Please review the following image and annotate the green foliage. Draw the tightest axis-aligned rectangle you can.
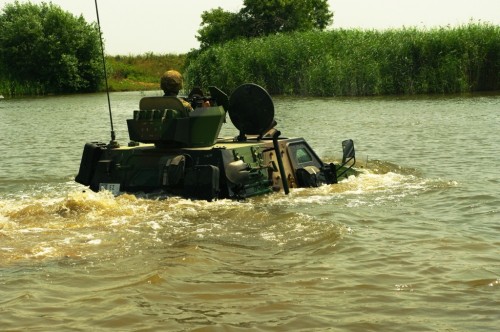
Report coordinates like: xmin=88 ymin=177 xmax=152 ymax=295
xmin=185 ymin=23 xmax=500 ymax=96
xmin=0 ymin=1 xmax=102 ymax=96
xmin=105 ymin=53 xmax=186 ymax=91
xmin=197 ymin=8 xmax=245 ymax=49
xmin=197 ymin=0 xmax=332 ymax=49
xmin=241 ymin=0 xmax=332 ymax=36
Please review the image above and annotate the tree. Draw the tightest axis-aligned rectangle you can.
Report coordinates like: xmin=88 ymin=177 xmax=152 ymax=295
xmin=0 ymin=1 xmax=103 ymax=95
xmin=196 ymin=0 xmax=333 ymax=49
xmin=241 ymin=0 xmax=333 ymax=37
xmin=197 ymin=7 xmax=246 ymax=49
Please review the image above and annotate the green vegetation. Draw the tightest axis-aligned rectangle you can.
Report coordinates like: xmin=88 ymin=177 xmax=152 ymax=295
xmin=185 ymin=23 xmax=500 ymax=96
xmin=0 ymin=2 xmax=184 ymax=96
xmin=197 ymin=0 xmax=332 ymax=49
xmin=106 ymin=53 xmax=186 ymax=91
xmin=0 ymin=1 xmax=102 ymax=96
xmin=1 ymin=0 xmax=498 ymax=98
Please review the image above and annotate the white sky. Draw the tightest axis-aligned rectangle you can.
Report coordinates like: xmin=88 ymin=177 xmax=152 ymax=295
xmin=1 ymin=0 xmax=500 ymax=55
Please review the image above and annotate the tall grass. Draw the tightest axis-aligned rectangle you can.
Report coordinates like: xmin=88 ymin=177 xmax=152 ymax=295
xmin=0 ymin=79 xmax=46 ymax=96
xmin=184 ymin=23 xmax=500 ymax=96
xmin=106 ymin=52 xmax=186 ymax=91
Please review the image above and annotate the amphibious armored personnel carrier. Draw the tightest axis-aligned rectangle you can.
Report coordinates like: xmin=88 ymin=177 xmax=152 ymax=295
xmin=75 ymin=84 xmax=356 ymax=200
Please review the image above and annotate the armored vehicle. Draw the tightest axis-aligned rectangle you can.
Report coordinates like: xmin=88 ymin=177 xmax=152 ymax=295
xmin=75 ymin=84 xmax=356 ymax=200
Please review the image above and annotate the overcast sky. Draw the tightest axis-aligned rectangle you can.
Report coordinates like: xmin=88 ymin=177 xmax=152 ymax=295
xmin=2 ymin=0 xmax=500 ymax=55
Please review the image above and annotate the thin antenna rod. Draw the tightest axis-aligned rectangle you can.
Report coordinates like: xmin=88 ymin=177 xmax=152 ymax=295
xmin=94 ymin=0 xmax=116 ymax=143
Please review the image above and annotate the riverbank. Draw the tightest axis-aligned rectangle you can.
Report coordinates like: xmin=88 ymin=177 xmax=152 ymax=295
xmin=105 ymin=53 xmax=185 ymax=92
xmin=0 ymin=53 xmax=185 ymax=97
xmin=2 ymin=24 xmax=499 ymax=98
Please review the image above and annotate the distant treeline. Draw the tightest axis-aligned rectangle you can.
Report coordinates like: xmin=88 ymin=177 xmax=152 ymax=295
xmin=185 ymin=23 xmax=500 ymax=96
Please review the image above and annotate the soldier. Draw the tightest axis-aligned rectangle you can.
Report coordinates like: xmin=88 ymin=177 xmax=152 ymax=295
xmin=160 ymin=70 xmax=193 ymax=111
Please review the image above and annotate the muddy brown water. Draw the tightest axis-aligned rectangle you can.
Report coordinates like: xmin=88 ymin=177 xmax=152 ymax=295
xmin=1 ymin=91 xmax=499 ymax=331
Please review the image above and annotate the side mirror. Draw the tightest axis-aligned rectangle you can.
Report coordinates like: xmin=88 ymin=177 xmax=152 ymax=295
xmin=342 ymin=139 xmax=355 ymax=164
xmin=336 ymin=139 xmax=356 ymax=180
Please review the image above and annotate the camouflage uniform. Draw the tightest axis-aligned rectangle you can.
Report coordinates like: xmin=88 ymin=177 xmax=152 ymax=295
xmin=160 ymin=70 xmax=193 ymax=111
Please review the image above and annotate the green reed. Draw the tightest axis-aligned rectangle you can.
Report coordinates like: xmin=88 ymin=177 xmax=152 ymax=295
xmin=0 ymin=79 xmax=46 ymax=97
xmin=184 ymin=23 xmax=500 ymax=96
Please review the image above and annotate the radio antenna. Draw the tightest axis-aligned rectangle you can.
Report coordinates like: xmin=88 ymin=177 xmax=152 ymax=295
xmin=94 ymin=0 xmax=117 ymax=146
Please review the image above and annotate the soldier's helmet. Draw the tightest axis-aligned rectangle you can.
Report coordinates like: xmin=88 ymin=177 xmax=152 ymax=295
xmin=161 ymin=70 xmax=183 ymax=94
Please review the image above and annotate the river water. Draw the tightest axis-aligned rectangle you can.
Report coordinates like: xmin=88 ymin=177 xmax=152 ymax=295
xmin=0 ymin=91 xmax=499 ymax=331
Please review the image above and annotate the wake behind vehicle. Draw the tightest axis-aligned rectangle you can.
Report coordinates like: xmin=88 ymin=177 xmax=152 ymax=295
xmin=75 ymin=84 xmax=356 ymax=200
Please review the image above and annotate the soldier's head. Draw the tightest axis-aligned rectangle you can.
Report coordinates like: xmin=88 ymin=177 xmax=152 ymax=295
xmin=160 ymin=70 xmax=183 ymax=95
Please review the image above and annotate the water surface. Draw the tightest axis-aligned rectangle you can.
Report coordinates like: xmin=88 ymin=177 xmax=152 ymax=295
xmin=1 ymin=91 xmax=499 ymax=331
